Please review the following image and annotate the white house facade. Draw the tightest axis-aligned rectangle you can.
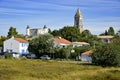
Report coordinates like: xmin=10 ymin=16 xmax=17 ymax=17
xmin=4 ymin=37 xmax=29 ymax=54
xmin=97 ymin=36 xmax=114 ymax=43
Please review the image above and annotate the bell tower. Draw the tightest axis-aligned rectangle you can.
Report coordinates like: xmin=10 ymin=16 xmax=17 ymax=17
xmin=74 ymin=8 xmax=83 ymax=33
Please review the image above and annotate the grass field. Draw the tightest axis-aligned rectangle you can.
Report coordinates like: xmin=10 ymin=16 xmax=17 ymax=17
xmin=0 ymin=59 xmax=120 ymax=80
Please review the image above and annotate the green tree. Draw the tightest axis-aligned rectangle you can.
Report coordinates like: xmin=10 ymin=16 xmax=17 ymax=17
xmin=7 ymin=27 xmax=18 ymax=38
xmin=51 ymin=26 xmax=80 ymax=41
xmin=107 ymin=27 xmax=115 ymax=35
xmin=59 ymin=26 xmax=80 ymax=41
xmin=48 ymin=28 xmax=52 ymax=34
xmin=28 ymin=34 xmax=54 ymax=58
xmin=81 ymin=29 xmax=92 ymax=37
xmin=0 ymin=36 xmax=7 ymax=46
xmin=51 ymin=30 xmax=61 ymax=37
xmin=92 ymin=44 xmax=120 ymax=66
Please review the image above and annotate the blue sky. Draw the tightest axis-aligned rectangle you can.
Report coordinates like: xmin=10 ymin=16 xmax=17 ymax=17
xmin=0 ymin=0 xmax=120 ymax=36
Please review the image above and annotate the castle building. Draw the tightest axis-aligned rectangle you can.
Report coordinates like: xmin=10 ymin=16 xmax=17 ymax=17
xmin=74 ymin=8 xmax=84 ymax=33
xmin=26 ymin=25 xmax=48 ymax=36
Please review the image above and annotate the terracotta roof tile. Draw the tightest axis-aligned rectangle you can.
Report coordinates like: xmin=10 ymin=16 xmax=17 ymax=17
xmin=82 ymin=50 xmax=93 ymax=56
xmin=14 ymin=38 xmax=28 ymax=43
xmin=54 ymin=38 xmax=71 ymax=44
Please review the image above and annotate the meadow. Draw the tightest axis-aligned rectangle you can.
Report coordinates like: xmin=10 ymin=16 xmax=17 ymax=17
xmin=0 ymin=59 xmax=120 ymax=80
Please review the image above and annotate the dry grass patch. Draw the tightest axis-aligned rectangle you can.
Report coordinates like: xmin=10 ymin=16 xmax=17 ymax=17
xmin=0 ymin=59 xmax=119 ymax=80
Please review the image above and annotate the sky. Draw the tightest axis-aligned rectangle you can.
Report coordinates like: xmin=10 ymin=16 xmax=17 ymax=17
xmin=0 ymin=0 xmax=120 ymax=36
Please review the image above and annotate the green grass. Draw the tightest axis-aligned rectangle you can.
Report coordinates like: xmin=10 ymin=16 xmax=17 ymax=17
xmin=0 ymin=59 xmax=120 ymax=80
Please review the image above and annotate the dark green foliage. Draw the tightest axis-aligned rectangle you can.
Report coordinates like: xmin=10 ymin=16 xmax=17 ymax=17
xmin=108 ymin=27 xmax=115 ymax=35
xmin=99 ymin=27 xmax=115 ymax=36
xmin=48 ymin=28 xmax=52 ymax=34
xmin=28 ymin=34 xmax=54 ymax=58
xmin=81 ymin=29 xmax=92 ymax=37
xmin=0 ymin=36 xmax=7 ymax=46
xmin=51 ymin=26 xmax=80 ymax=41
xmin=51 ymin=30 xmax=61 ymax=37
xmin=54 ymin=45 xmax=72 ymax=59
xmin=59 ymin=26 xmax=80 ymax=42
xmin=4 ymin=53 xmax=13 ymax=59
xmin=7 ymin=27 xmax=18 ymax=38
xmin=92 ymin=44 xmax=120 ymax=66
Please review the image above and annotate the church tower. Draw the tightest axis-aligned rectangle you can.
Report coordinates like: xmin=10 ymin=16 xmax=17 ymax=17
xmin=74 ymin=8 xmax=83 ymax=33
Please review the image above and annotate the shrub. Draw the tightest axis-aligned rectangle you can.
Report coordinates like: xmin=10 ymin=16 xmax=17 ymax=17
xmin=4 ymin=53 xmax=13 ymax=59
xmin=92 ymin=44 xmax=120 ymax=67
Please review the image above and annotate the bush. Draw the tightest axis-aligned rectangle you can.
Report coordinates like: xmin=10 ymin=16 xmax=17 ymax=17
xmin=4 ymin=53 xmax=13 ymax=59
xmin=92 ymin=44 xmax=120 ymax=67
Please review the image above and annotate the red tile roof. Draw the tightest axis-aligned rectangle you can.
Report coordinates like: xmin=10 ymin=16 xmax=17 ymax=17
xmin=82 ymin=50 xmax=93 ymax=56
xmin=14 ymin=38 xmax=28 ymax=43
xmin=54 ymin=38 xmax=71 ymax=44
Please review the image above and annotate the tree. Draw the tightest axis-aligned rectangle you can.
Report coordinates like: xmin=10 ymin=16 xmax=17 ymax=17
xmin=92 ymin=44 xmax=120 ymax=66
xmin=51 ymin=26 xmax=80 ymax=41
xmin=48 ymin=28 xmax=52 ymax=34
xmin=0 ymin=36 xmax=7 ymax=46
xmin=59 ymin=26 xmax=80 ymax=41
xmin=81 ymin=29 xmax=92 ymax=37
xmin=7 ymin=27 xmax=18 ymax=38
xmin=107 ymin=27 xmax=115 ymax=35
xmin=51 ymin=30 xmax=61 ymax=37
xmin=28 ymin=34 xmax=54 ymax=58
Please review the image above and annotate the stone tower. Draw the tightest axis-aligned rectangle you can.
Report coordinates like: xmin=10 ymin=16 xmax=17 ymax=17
xmin=74 ymin=8 xmax=83 ymax=33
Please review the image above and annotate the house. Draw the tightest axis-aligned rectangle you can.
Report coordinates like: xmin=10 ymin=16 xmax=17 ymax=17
xmin=4 ymin=37 xmax=29 ymax=54
xmin=81 ymin=50 xmax=93 ymax=62
xmin=72 ymin=42 xmax=90 ymax=47
xmin=97 ymin=36 xmax=114 ymax=43
xmin=53 ymin=37 xmax=71 ymax=48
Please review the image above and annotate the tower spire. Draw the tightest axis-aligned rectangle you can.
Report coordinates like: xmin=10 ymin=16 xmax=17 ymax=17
xmin=74 ymin=8 xmax=83 ymax=33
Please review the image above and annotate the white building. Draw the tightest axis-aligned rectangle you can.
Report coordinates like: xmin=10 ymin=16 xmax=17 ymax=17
xmin=4 ymin=37 xmax=29 ymax=54
xmin=26 ymin=25 xmax=48 ymax=36
xmin=97 ymin=36 xmax=114 ymax=43
xmin=53 ymin=37 xmax=71 ymax=48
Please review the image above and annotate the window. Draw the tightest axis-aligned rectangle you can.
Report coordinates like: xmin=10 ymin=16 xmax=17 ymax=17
xmin=22 ymin=49 xmax=25 ymax=54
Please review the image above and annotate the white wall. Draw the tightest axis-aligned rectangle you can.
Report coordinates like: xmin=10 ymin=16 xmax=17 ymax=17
xmin=4 ymin=38 xmax=29 ymax=54
xmin=4 ymin=38 xmax=19 ymax=53
xmin=19 ymin=43 xmax=29 ymax=54
xmin=81 ymin=55 xmax=92 ymax=62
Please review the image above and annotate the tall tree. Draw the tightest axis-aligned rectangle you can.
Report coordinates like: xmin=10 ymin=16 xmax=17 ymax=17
xmin=107 ymin=27 xmax=115 ymax=35
xmin=7 ymin=27 xmax=18 ymax=38
xmin=59 ymin=26 xmax=80 ymax=41
xmin=28 ymin=34 xmax=54 ymax=58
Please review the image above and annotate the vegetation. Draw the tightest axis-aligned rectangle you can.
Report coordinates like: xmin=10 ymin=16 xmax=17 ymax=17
xmin=4 ymin=53 xmax=13 ymax=59
xmin=7 ymin=27 xmax=18 ymax=38
xmin=0 ymin=36 xmax=7 ymax=46
xmin=0 ymin=59 xmax=120 ymax=80
xmin=100 ymin=27 xmax=115 ymax=36
xmin=92 ymin=44 xmax=120 ymax=66
xmin=51 ymin=26 xmax=80 ymax=41
xmin=28 ymin=34 xmax=54 ymax=58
